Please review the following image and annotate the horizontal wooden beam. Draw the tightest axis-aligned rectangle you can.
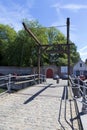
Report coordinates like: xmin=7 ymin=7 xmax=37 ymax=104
xmin=40 ymin=43 xmax=74 ymax=53
xmin=46 ymin=49 xmax=68 ymax=54
xmin=41 ymin=43 xmax=73 ymax=47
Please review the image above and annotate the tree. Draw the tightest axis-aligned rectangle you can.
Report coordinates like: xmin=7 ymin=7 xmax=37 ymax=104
xmin=43 ymin=26 xmax=80 ymax=66
xmin=0 ymin=24 xmax=17 ymax=65
xmin=70 ymin=42 xmax=80 ymax=65
xmin=0 ymin=20 xmax=80 ymax=67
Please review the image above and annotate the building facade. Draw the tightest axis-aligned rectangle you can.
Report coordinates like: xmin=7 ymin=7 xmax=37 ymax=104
xmin=73 ymin=59 xmax=87 ymax=76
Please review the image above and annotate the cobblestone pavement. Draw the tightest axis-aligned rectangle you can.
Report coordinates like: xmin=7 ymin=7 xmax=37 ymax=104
xmin=0 ymin=79 xmax=79 ymax=130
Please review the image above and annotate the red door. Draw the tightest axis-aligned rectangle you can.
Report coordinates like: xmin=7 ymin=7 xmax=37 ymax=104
xmin=46 ymin=69 xmax=53 ymax=78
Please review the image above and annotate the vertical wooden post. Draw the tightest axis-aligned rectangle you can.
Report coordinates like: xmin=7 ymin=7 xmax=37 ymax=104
xmin=38 ymin=46 xmax=41 ymax=84
xmin=67 ymin=18 xmax=70 ymax=86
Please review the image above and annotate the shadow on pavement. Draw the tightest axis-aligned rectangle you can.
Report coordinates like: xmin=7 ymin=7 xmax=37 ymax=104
xmin=58 ymin=86 xmax=77 ymax=130
xmin=24 ymin=84 xmax=52 ymax=104
xmin=70 ymin=111 xmax=86 ymax=121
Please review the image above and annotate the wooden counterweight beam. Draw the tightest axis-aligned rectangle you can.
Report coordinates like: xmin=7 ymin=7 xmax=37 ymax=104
xmin=22 ymin=22 xmax=41 ymax=83
xmin=22 ymin=22 xmax=41 ymax=46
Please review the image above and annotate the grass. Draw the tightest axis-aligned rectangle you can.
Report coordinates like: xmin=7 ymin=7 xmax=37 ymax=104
xmin=0 ymin=88 xmax=6 ymax=93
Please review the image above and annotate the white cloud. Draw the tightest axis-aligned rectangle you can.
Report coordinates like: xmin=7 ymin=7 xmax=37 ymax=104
xmin=62 ymin=4 xmax=87 ymax=10
xmin=52 ymin=3 xmax=87 ymax=12
xmin=79 ymin=46 xmax=87 ymax=52
xmin=0 ymin=1 xmax=34 ymax=31
xmin=80 ymin=52 xmax=87 ymax=56
xmin=78 ymin=46 xmax=87 ymax=61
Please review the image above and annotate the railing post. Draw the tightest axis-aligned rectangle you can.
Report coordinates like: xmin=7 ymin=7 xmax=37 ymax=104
xmin=7 ymin=74 xmax=11 ymax=93
xmin=82 ymin=85 xmax=87 ymax=113
xmin=77 ymin=78 xmax=81 ymax=93
xmin=34 ymin=74 xmax=36 ymax=85
xmin=67 ymin=17 xmax=70 ymax=86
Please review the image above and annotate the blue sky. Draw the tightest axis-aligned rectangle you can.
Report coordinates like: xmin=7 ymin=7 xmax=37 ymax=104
xmin=0 ymin=0 xmax=87 ymax=61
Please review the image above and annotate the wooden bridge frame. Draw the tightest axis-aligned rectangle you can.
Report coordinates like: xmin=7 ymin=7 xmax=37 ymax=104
xmin=22 ymin=18 xmax=72 ymax=85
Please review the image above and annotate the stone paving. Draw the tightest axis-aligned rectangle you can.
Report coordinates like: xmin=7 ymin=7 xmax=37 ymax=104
xmin=0 ymin=79 xmax=79 ymax=130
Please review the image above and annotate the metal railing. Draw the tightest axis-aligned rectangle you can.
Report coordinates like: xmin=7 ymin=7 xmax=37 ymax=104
xmin=69 ymin=76 xmax=87 ymax=114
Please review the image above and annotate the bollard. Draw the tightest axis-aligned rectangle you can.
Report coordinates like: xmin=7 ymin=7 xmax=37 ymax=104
xmin=72 ymin=78 xmax=81 ymax=98
xmin=72 ymin=85 xmax=81 ymax=98
xmin=82 ymin=96 xmax=87 ymax=114
xmin=56 ymin=78 xmax=59 ymax=84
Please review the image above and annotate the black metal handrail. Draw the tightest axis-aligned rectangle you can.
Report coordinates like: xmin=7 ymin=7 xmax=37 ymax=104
xmin=69 ymin=76 xmax=87 ymax=114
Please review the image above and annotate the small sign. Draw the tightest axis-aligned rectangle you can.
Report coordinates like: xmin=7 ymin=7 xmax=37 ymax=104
xmin=61 ymin=66 xmax=68 ymax=73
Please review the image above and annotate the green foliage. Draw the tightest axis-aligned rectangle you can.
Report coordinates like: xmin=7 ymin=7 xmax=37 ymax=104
xmin=0 ymin=24 xmax=17 ymax=65
xmin=0 ymin=20 xmax=80 ymax=67
xmin=70 ymin=43 xmax=80 ymax=65
xmin=0 ymin=88 xmax=6 ymax=93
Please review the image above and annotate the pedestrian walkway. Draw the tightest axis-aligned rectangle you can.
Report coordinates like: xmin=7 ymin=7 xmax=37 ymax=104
xmin=0 ymin=79 xmax=79 ymax=130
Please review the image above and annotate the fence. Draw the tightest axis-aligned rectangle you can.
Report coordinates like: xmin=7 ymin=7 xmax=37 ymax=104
xmin=0 ymin=74 xmax=46 ymax=92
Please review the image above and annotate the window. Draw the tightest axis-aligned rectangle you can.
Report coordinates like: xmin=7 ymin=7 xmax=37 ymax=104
xmin=80 ymin=63 xmax=82 ymax=67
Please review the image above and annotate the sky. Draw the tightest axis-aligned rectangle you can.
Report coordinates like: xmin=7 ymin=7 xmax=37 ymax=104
xmin=0 ymin=0 xmax=87 ymax=61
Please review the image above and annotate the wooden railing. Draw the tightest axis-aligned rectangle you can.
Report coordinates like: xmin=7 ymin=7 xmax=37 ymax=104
xmin=0 ymin=74 xmax=46 ymax=92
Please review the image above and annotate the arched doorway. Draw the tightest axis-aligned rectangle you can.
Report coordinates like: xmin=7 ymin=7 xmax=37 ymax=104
xmin=46 ymin=68 xmax=53 ymax=78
